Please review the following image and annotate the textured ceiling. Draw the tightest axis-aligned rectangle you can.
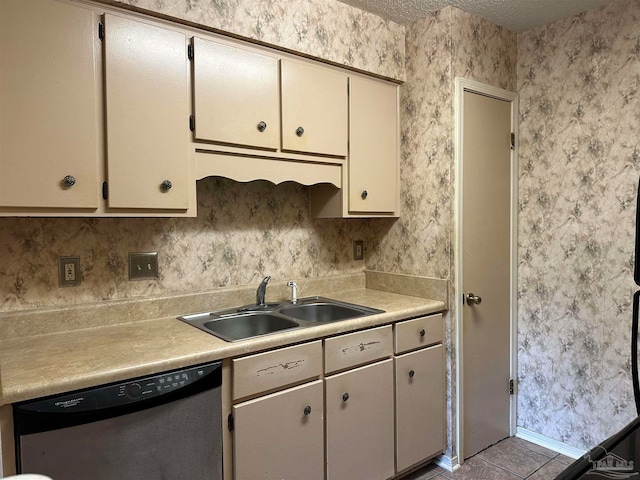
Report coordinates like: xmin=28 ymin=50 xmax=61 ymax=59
xmin=337 ymin=0 xmax=618 ymax=32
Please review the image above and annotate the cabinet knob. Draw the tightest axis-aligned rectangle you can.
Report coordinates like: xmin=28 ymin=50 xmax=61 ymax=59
xmin=62 ymin=175 xmax=76 ymax=188
xmin=257 ymin=121 xmax=267 ymax=132
xmin=342 ymin=392 xmax=349 ymax=402
xmin=419 ymin=329 xmax=426 ymax=337
xmin=160 ymin=180 xmax=172 ymax=192
xmin=361 ymin=190 xmax=368 ymax=200
xmin=409 ymin=369 xmax=415 ymax=379
xmin=296 ymin=126 xmax=305 ymax=137
xmin=303 ymin=405 xmax=312 ymax=416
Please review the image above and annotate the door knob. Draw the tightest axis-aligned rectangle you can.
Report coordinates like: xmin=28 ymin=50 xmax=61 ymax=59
xmin=465 ymin=293 xmax=482 ymax=305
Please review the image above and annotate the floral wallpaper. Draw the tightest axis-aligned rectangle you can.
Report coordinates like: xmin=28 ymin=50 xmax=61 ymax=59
xmin=0 ymin=178 xmax=370 ymax=311
xmin=367 ymin=5 xmax=517 ymax=459
xmin=517 ymin=0 xmax=640 ymax=450
xmin=0 ymin=0 xmax=407 ymax=312
xmin=109 ymin=0 xmax=406 ymax=81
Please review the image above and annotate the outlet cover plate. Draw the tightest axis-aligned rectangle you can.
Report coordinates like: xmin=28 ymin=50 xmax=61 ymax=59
xmin=353 ymin=240 xmax=364 ymax=261
xmin=129 ymin=252 xmax=159 ymax=280
xmin=58 ymin=256 xmax=81 ymax=287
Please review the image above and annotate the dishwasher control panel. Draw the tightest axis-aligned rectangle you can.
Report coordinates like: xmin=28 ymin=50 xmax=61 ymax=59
xmin=16 ymin=362 xmax=220 ymax=414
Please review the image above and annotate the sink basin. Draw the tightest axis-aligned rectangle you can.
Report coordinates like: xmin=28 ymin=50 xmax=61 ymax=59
xmin=178 ymin=296 xmax=384 ymax=341
xmin=279 ymin=302 xmax=376 ymax=322
xmin=179 ymin=312 xmax=299 ymax=342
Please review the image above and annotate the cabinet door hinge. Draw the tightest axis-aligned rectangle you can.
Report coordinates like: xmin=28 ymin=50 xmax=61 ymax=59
xmin=509 ymin=378 xmax=515 ymax=395
xmin=227 ymin=413 xmax=234 ymax=432
xmin=510 ymin=132 xmax=515 ymax=150
xmin=102 ymin=181 xmax=108 ymax=200
xmin=187 ymin=43 xmax=194 ymax=61
xmin=98 ymin=21 xmax=105 ymax=41
xmin=189 ymin=115 xmax=195 ymax=132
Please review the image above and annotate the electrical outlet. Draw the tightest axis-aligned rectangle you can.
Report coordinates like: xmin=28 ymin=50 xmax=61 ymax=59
xmin=58 ymin=256 xmax=81 ymax=287
xmin=353 ymin=240 xmax=364 ymax=261
xmin=129 ymin=252 xmax=159 ymax=280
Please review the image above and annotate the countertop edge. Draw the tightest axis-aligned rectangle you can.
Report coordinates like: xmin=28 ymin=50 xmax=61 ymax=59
xmin=1 ymin=292 xmax=445 ymax=405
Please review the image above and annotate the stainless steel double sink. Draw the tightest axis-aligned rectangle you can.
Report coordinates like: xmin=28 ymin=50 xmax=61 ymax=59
xmin=177 ymin=296 xmax=384 ymax=342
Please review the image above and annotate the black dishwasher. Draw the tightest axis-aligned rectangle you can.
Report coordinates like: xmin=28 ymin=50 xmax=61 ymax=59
xmin=14 ymin=361 xmax=222 ymax=480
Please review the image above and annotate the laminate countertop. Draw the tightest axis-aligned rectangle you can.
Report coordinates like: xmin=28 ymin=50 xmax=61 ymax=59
xmin=0 ymin=288 xmax=445 ymax=405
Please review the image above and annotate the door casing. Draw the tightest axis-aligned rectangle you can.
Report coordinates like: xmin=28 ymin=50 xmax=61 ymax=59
xmin=454 ymin=77 xmax=519 ymax=464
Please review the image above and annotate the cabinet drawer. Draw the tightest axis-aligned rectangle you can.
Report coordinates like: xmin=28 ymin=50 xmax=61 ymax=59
xmin=395 ymin=313 xmax=443 ymax=354
xmin=233 ymin=340 xmax=322 ymax=400
xmin=324 ymin=325 xmax=392 ymax=374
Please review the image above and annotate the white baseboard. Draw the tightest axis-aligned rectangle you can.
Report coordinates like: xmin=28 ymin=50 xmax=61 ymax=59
xmin=434 ymin=454 xmax=460 ymax=472
xmin=516 ymin=427 xmax=587 ymax=459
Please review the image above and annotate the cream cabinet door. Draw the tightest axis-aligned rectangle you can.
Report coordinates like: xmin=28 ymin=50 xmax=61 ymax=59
xmin=0 ymin=0 xmax=100 ymax=208
xmin=325 ymin=359 xmax=394 ymax=480
xmin=193 ymin=38 xmax=279 ymax=150
xmin=104 ymin=14 xmax=189 ymax=210
xmin=348 ymin=76 xmax=398 ymax=213
xmin=233 ymin=380 xmax=324 ymax=480
xmin=395 ymin=345 xmax=444 ymax=472
xmin=281 ymin=60 xmax=347 ymax=157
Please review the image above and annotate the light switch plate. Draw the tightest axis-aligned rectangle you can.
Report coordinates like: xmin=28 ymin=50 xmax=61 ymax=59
xmin=58 ymin=256 xmax=81 ymax=287
xmin=353 ymin=240 xmax=364 ymax=261
xmin=129 ymin=252 xmax=159 ymax=280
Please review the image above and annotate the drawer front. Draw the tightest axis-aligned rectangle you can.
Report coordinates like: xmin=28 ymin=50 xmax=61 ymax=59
xmin=324 ymin=325 xmax=392 ymax=374
xmin=394 ymin=313 xmax=443 ymax=354
xmin=233 ymin=340 xmax=322 ymax=400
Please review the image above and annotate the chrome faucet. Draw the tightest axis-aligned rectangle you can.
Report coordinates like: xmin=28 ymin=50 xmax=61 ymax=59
xmin=256 ymin=276 xmax=271 ymax=306
xmin=287 ymin=281 xmax=298 ymax=304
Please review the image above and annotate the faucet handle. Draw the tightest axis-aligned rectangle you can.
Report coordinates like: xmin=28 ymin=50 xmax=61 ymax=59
xmin=256 ymin=276 xmax=271 ymax=306
xmin=286 ymin=281 xmax=298 ymax=304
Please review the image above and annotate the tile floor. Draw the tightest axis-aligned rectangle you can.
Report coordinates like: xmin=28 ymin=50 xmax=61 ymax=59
xmin=405 ymin=437 xmax=575 ymax=480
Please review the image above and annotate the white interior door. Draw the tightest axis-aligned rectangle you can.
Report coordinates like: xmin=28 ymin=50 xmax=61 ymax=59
xmin=461 ymin=89 xmax=513 ymax=459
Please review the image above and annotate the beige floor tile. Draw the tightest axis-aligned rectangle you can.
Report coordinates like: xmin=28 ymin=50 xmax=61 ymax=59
xmin=476 ymin=437 xmax=551 ymax=477
xmin=527 ymin=459 xmax=569 ymax=480
xmin=402 ymin=463 xmax=448 ymax=480
xmin=554 ymin=454 xmax=576 ymax=466
xmin=509 ymin=437 xmax=558 ymax=459
xmin=440 ymin=456 xmax=521 ymax=480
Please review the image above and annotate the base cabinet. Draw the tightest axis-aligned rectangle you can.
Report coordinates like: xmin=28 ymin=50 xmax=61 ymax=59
xmin=230 ymin=314 xmax=444 ymax=480
xmin=233 ymin=380 xmax=324 ymax=480
xmin=325 ymin=359 xmax=395 ymax=480
xmin=395 ymin=344 xmax=444 ymax=472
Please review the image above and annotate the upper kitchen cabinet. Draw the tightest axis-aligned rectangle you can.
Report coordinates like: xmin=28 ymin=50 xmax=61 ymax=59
xmin=192 ymin=38 xmax=280 ymax=150
xmin=0 ymin=0 xmax=100 ymax=209
xmin=103 ymin=14 xmax=190 ymax=211
xmin=348 ymin=77 xmax=399 ymax=214
xmin=280 ymin=60 xmax=348 ymax=157
xmin=310 ymin=76 xmax=400 ymax=218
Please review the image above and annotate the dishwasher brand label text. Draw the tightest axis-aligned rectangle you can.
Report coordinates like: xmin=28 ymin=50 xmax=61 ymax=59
xmin=55 ymin=397 xmax=84 ymax=408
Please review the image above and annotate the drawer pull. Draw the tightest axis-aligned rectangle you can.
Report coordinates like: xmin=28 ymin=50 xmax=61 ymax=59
xmin=257 ymin=121 xmax=267 ymax=132
xmin=342 ymin=392 xmax=349 ymax=402
xmin=296 ymin=126 xmax=305 ymax=137
xmin=303 ymin=405 xmax=312 ymax=416
xmin=419 ymin=329 xmax=426 ymax=337
xmin=409 ymin=369 xmax=415 ymax=378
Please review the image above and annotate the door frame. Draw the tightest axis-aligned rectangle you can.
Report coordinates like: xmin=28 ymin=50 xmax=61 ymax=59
xmin=454 ymin=77 xmax=519 ymax=463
